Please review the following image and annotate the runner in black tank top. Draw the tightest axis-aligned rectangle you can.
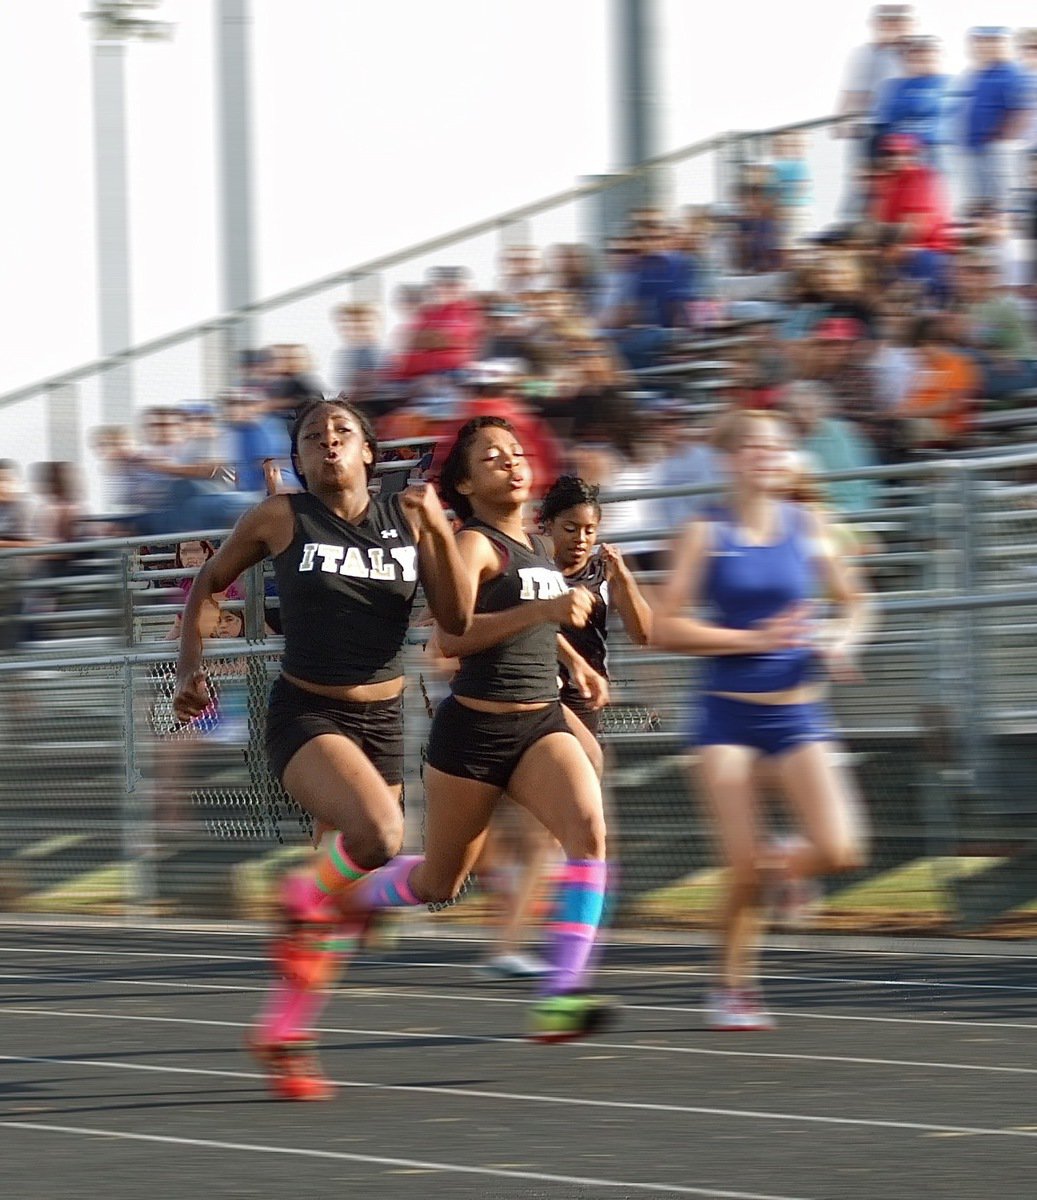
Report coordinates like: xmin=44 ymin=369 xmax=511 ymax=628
xmin=539 ymin=475 xmax=653 ymax=739
xmin=173 ymin=398 xmax=471 ymax=1098
xmin=338 ymin=416 xmax=619 ymax=1043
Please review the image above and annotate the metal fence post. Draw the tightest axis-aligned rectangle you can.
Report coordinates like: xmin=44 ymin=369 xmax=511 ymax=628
xmin=121 ymin=656 xmax=152 ymax=917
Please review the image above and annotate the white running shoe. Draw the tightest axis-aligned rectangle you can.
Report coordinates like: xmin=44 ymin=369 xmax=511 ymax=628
xmin=478 ymin=952 xmax=550 ymax=979
xmin=705 ymin=987 xmax=776 ymax=1031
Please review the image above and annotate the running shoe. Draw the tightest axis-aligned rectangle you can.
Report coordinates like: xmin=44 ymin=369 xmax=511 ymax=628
xmin=528 ymin=993 xmax=617 ymax=1043
xmin=704 ymin=987 xmax=776 ymax=1031
xmin=246 ymin=1033 xmax=335 ymax=1101
xmin=478 ymin=952 xmax=549 ymax=980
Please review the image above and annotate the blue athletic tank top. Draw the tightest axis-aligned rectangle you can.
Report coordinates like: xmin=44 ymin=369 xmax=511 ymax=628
xmin=700 ymin=502 xmax=819 ymax=693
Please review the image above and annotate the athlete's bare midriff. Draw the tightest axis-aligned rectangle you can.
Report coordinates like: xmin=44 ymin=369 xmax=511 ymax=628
xmin=281 ymin=671 xmax=405 ymax=703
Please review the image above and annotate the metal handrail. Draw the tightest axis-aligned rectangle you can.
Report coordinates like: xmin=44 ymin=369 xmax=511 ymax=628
xmin=0 ymin=113 xmax=854 ymax=412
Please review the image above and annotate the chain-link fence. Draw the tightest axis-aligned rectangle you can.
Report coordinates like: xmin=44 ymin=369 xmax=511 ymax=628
xmin=3 ymin=451 xmax=1037 ymax=935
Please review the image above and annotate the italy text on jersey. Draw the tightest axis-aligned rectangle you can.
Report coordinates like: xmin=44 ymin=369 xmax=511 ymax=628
xmin=298 ymin=543 xmax=418 ymax=581
xmin=517 ymin=567 xmax=568 ymax=600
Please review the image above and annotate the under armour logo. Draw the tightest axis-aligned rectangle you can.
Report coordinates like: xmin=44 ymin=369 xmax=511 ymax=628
xmin=381 ymin=528 xmax=398 ymax=539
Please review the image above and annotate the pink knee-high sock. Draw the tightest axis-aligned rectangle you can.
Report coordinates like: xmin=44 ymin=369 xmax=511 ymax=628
xmin=540 ymin=859 xmax=608 ymax=997
xmin=260 ymin=924 xmax=362 ymax=1043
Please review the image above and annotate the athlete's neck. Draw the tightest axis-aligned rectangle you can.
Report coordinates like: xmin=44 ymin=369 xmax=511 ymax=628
xmin=309 ymin=483 xmax=371 ymax=524
xmin=729 ymin=488 xmax=777 ymax=538
xmin=470 ymin=502 xmax=529 ymax=546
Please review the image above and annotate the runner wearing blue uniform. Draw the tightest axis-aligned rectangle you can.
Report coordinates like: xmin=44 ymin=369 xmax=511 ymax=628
xmin=654 ymin=409 xmax=870 ymax=1029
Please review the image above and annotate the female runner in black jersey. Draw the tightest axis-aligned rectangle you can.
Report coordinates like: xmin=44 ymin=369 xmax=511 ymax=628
xmin=172 ymin=398 xmax=470 ymax=1098
xmin=344 ymin=416 xmax=615 ymax=1041
xmin=540 ymin=474 xmax=653 ymax=737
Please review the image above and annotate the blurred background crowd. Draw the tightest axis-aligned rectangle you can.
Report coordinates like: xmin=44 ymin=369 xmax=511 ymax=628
xmin=3 ymin=7 xmax=1037 ymax=630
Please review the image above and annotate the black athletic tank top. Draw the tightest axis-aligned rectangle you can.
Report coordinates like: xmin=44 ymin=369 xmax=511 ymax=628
xmin=450 ymin=518 xmax=569 ymax=704
xmin=271 ymin=491 xmax=419 ymax=686
xmin=560 ymin=551 xmax=609 ymax=703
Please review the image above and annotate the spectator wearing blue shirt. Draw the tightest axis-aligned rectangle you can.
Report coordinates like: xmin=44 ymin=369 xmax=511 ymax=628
xmin=217 ymin=390 xmax=290 ymax=494
xmin=874 ymin=36 xmax=949 ymax=170
xmin=959 ymin=28 xmax=1031 ymax=210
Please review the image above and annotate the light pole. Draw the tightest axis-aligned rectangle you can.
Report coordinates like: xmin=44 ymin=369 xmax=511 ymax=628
xmin=83 ymin=1 xmax=173 ymax=427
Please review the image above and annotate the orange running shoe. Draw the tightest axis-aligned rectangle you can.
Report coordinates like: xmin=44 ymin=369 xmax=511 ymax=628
xmin=246 ymin=1033 xmax=335 ymax=1101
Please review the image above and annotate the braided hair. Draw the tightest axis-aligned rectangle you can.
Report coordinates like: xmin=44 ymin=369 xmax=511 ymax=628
xmin=539 ymin=474 xmax=601 ymax=526
xmin=289 ymin=396 xmax=378 ymax=488
xmin=438 ymin=415 xmax=515 ymax=521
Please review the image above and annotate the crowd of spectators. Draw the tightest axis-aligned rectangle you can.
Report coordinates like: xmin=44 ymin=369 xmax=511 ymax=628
xmin=2 ymin=4 xmax=1037 ymax=643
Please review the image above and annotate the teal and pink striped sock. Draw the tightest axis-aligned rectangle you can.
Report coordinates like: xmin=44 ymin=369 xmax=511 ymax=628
xmin=541 ymin=859 xmax=608 ymax=997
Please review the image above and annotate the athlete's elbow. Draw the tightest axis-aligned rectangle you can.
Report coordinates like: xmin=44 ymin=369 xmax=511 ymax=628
xmin=437 ymin=607 xmax=471 ymax=638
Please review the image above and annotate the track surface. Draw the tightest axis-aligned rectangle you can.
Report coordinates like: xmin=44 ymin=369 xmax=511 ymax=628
xmin=2 ymin=923 xmax=1036 ymax=1198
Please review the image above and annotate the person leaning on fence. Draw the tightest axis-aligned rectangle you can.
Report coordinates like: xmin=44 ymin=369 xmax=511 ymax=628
xmin=652 ymin=407 xmax=870 ymax=1031
xmin=172 ymin=396 xmax=472 ymax=1100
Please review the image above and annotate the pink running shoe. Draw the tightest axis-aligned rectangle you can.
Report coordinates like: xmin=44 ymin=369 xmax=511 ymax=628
xmin=705 ymin=987 xmax=776 ymax=1031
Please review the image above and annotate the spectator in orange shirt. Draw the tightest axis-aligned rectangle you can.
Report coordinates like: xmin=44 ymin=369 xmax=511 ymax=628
xmin=898 ymin=315 xmax=980 ymax=448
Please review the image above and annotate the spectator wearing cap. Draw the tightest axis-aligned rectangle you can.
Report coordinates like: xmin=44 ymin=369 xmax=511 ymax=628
xmin=874 ymin=36 xmax=949 ymax=170
xmin=391 ymin=266 xmax=481 ymax=380
xmin=957 ymin=28 xmax=1031 ymax=211
xmin=782 ymin=381 xmax=878 ymax=511
xmin=835 ymin=4 xmax=914 ymax=215
xmin=870 ymin=133 xmax=952 ymax=303
xmin=806 ymin=318 xmax=884 ymax=451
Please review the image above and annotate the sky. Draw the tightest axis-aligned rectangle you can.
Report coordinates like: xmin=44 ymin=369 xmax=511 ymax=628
xmin=2 ymin=0 xmax=1036 ymax=484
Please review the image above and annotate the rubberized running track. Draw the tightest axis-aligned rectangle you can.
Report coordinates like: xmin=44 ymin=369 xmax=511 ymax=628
xmin=2 ymin=920 xmax=1036 ymax=1198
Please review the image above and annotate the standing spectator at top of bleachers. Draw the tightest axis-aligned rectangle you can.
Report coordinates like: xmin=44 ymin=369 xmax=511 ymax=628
xmin=329 ymin=301 xmax=383 ymax=399
xmin=837 ymin=4 xmax=914 ymax=133
xmin=957 ymin=27 xmax=1031 ymax=213
xmin=391 ymin=266 xmax=481 ymax=380
xmin=771 ymin=132 xmax=813 ymax=250
xmin=874 ymin=36 xmax=949 ymax=169
xmin=1016 ymin=31 xmax=1037 ymax=151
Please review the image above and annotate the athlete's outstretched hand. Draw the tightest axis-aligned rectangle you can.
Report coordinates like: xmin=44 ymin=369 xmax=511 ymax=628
xmin=172 ymin=669 xmax=211 ymax=724
xmin=399 ymin=481 xmax=450 ymax=533
xmin=746 ymin=603 xmax=813 ymax=653
xmin=548 ymin=587 xmax=595 ymax=629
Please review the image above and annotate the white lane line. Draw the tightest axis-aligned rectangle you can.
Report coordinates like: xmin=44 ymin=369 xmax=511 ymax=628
xmin=5 ymin=1004 xmax=1037 ymax=1079
xmin=0 ymin=1120 xmax=805 ymax=1200
xmin=5 ymin=970 xmax=1037 ymax=1033
xmin=2 ymin=1052 xmax=1034 ymax=1142
xmin=2 ymin=945 xmax=1034 ymax=996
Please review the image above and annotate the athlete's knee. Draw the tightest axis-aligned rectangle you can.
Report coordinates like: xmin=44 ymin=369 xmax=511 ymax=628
xmin=347 ymin=813 xmax=405 ymax=871
xmin=815 ymin=832 xmax=866 ymax=875
xmin=561 ymin=808 xmax=607 ymax=861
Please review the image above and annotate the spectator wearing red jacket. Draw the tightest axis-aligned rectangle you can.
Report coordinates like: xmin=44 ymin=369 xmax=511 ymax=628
xmin=391 ymin=266 xmax=482 ymax=380
xmin=870 ymin=133 xmax=952 ymax=303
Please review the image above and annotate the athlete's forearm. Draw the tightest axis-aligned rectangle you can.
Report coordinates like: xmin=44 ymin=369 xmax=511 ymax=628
xmin=437 ymin=602 xmax=553 ymax=659
xmin=417 ymin=524 xmax=473 ymax=637
xmin=651 ymin=614 xmax=760 ymax=656
xmin=610 ymin=567 xmax=653 ymax=646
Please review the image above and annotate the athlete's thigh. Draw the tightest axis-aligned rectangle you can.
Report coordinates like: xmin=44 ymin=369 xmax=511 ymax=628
xmin=562 ymin=703 xmax=604 ymax=779
xmin=774 ymin=741 xmax=867 ymax=857
xmin=421 ymin=764 xmax=502 ymax=885
xmin=283 ymin=734 xmax=403 ymax=840
xmin=506 ymin=731 xmax=604 ymax=848
xmin=694 ymin=744 xmax=761 ymax=871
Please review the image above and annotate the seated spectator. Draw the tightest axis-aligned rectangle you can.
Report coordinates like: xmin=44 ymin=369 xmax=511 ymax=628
xmin=898 ymin=314 xmax=980 ymax=447
xmin=951 ymin=252 xmax=1037 ymax=399
xmin=217 ymin=389 xmax=290 ymax=493
xmin=329 ymin=301 xmax=383 ymax=399
xmin=782 ymin=380 xmax=878 ymax=511
xmin=391 ymin=266 xmax=481 ymax=380
xmin=870 ymin=133 xmax=953 ymax=303
xmin=734 ymin=182 xmax=782 ymax=274
xmin=546 ymin=243 xmax=601 ymax=314
xmin=264 ymin=343 xmax=324 ymax=423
